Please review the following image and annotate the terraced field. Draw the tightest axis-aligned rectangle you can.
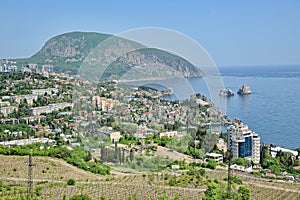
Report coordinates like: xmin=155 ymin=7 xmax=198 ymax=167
xmin=0 ymin=155 xmax=299 ymax=200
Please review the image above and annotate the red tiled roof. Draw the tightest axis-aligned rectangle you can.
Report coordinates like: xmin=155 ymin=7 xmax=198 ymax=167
xmin=294 ymin=166 xmax=300 ymax=170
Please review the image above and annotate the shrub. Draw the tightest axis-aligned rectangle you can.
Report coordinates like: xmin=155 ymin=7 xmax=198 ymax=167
xmin=206 ymin=159 xmax=217 ymax=170
xmin=35 ymin=186 xmax=42 ymax=196
xmin=230 ymin=176 xmax=243 ymax=185
xmin=199 ymin=168 xmax=206 ymax=176
xmin=69 ymin=194 xmax=91 ymax=200
xmin=67 ymin=178 xmax=75 ymax=186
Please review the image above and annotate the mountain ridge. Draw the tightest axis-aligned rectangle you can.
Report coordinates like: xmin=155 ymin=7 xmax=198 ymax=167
xmin=12 ymin=31 xmax=203 ymax=77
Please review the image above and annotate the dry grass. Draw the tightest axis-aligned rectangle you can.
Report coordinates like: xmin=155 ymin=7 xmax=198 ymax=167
xmin=0 ymin=155 xmax=102 ymax=182
xmin=0 ymin=155 xmax=300 ymax=200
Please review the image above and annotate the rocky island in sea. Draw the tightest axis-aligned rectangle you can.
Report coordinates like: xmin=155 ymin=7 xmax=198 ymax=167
xmin=219 ymin=88 xmax=234 ymax=96
xmin=237 ymin=84 xmax=251 ymax=95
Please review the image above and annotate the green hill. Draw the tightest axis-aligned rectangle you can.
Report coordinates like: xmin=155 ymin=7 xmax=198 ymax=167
xmin=13 ymin=31 xmax=203 ymax=78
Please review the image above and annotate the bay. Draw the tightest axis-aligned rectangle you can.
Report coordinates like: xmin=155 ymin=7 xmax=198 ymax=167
xmin=125 ymin=65 xmax=300 ymax=149
xmin=191 ymin=65 xmax=300 ymax=149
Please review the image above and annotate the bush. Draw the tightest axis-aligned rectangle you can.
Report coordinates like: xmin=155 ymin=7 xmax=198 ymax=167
xmin=206 ymin=159 xmax=217 ymax=170
xmin=69 ymin=194 xmax=91 ymax=200
xmin=199 ymin=168 xmax=206 ymax=176
xmin=35 ymin=186 xmax=42 ymax=196
xmin=238 ymin=186 xmax=250 ymax=200
xmin=67 ymin=179 xmax=75 ymax=186
xmin=232 ymin=158 xmax=248 ymax=166
xmin=230 ymin=176 xmax=243 ymax=185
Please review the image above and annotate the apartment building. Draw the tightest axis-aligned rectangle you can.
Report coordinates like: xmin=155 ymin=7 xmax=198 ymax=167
xmin=227 ymin=121 xmax=261 ymax=164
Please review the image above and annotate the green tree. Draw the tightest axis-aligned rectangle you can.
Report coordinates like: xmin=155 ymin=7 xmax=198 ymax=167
xmin=130 ymin=149 xmax=134 ymax=161
xmin=232 ymin=158 xmax=247 ymax=166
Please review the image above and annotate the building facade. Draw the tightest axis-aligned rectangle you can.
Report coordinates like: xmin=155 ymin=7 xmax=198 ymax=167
xmin=227 ymin=121 xmax=261 ymax=164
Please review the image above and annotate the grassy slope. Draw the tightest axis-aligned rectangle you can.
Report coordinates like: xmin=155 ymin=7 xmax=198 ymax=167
xmin=0 ymin=155 xmax=299 ymax=199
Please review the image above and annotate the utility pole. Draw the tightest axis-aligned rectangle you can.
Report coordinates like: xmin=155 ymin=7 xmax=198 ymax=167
xmin=227 ymin=150 xmax=233 ymax=196
xmin=27 ymin=149 xmax=35 ymax=198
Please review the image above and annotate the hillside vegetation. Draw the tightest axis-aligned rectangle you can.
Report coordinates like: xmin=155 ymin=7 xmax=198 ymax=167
xmin=13 ymin=32 xmax=203 ymax=78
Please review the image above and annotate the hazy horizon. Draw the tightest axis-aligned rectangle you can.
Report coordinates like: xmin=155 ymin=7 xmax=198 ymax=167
xmin=1 ymin=0 xmax=300 ymax=67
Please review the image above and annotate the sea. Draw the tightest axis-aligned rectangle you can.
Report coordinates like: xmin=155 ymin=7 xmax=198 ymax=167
xmin=193 ymin=65 xmax=300 ymax=149
xmin=136 ymin=65 xmax=300 ymax=149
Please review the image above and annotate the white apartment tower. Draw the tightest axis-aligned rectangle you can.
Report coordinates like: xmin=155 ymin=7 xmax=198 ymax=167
xmin=227 ymin=121 xmax=261 ymax=164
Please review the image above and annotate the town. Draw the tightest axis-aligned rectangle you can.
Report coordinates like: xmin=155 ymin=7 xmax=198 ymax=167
xmin=0 ymin=60 xmax=300 ymax=200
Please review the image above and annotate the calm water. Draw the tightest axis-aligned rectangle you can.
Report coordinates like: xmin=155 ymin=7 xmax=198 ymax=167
xmin=128 ymin=65 xmax=300 ymax=149
xmin=190 ymin=65 xmax=300 ymax=149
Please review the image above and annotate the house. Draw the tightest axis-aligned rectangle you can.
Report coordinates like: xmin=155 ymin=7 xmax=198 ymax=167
xmin=171 ymin=165 xmax=180 ymax=170
xmin=159 ymin=131 xmax=178 ymax=138
xmin=230 ymin=164 xmax=253 ymax=173
xmin=270 ymin=146 xmax=298 ymax=159
xmin=294 ymin=166 xmax=300 ymax=171
xmin=110 ymin=132 xmax=121 ymax=142
xmin=206 ymin=153 xmax=223 ymax=163
xmin=216 ymin=138 xmax=227 ymax=152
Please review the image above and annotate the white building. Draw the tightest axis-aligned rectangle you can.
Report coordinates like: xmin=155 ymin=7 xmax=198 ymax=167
xmin=28 ymin=102 xmax=73 ymax=116
xmin=42 ymin=65 xmax=54 ymax=73
xmin=227 ymin=122 xmax=261 ymax=164
xmin=30 ymin=88 xmax=58 ymax=96
xmin=0 ymin=106 xmax=18 ymax=117
xmin=206 ymin=153 xmax=223 ymax=163
xmin=11 ymin=95 xmax=38 ymax=106
xmin=0 ymin=101 xmax=10 ymax=107
xmin=159 ymin=131 xmax=178 ymax=138
xmin=27 ymin=63 xmax=38 ymax=73
xmin=270 ymin=147 xmax=298 ymax=159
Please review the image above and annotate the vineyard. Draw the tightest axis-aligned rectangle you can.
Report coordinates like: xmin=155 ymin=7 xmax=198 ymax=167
xmin=0 ymin=155 xmax=299 ymax=199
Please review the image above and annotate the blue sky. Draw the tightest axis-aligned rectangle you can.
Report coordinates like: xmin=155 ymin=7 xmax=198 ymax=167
xmin=0 ymin=0 xmax=299 ymax=66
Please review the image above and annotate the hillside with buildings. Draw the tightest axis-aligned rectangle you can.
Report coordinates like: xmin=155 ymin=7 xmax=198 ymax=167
xmin=0 ymin=68 xmax=299 ymax=199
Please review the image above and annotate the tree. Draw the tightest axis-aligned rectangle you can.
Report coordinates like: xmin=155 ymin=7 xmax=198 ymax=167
xmin=232 ymin=158 xmax=247 ymax=166
xmin=85 ymin=150 xmax=92 ymax=162
xmin=100 ymin=147 xmax=107 ymax=162
xmin=130 ymin=149 xmax=134 ymax=161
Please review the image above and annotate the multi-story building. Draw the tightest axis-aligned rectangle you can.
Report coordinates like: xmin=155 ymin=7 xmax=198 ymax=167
xmin=42 ymin=65 xmax=54 ymax=73
xmin=28 ymin=103 xmax=73 ymax=116
xmin=227 ymin=121 xmax=261 ymax=164
xmin=27 ymin=64 xmax=38 ymax=73
xmin=0 ymin=101 xmax=10 ymax=108
xmin=0 ymin=65 xmax=17 ymax=72
xmin=11 ymin=95 xmax=38 ymax=106
xmin=92 ymin=96 xmax=119 ymax=112
xmin=30 ymin=88 xmax=58 ymax=96
xmin=0 ymin=106 xmax=18 ymax=117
